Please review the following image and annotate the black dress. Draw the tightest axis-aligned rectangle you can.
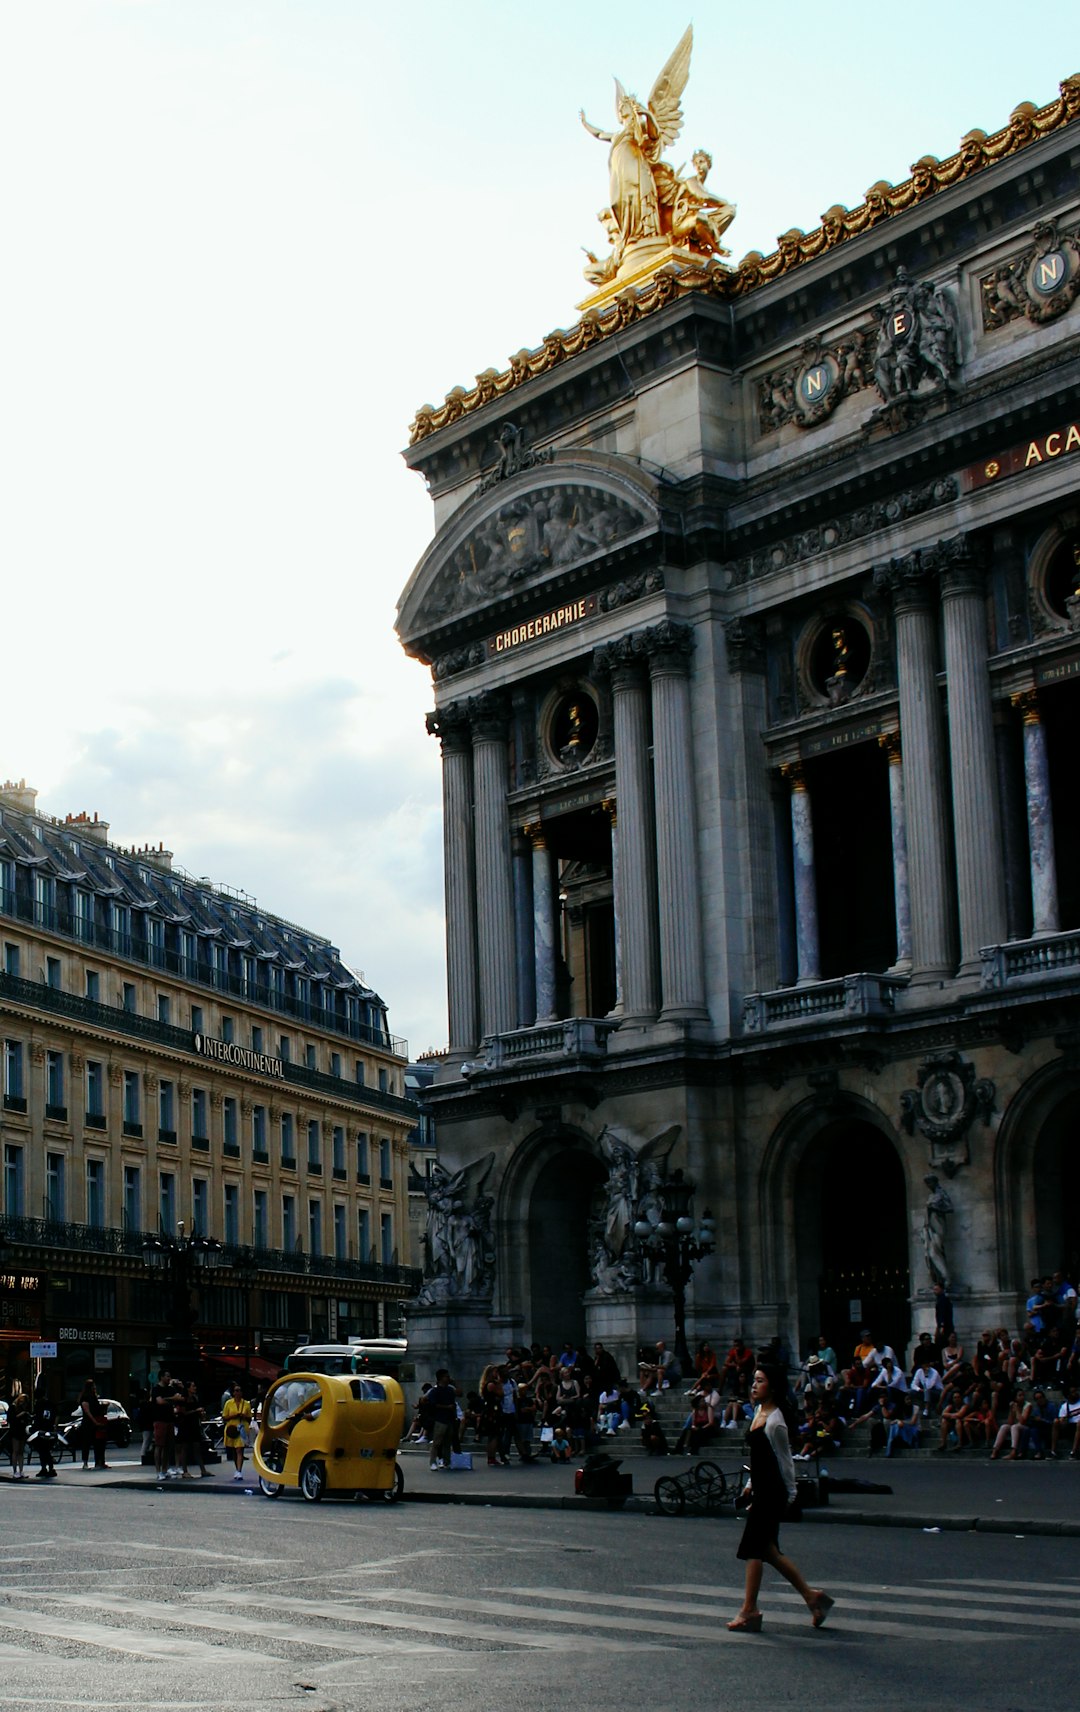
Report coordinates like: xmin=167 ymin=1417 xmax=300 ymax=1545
xmin=736 ymin=1420 xmax=787 ymax=1561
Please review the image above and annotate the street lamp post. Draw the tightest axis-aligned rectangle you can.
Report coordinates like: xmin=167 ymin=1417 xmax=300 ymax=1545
xmin=633 ymin=1170 xmax=716 ymax=1373
xmin=143 ymin=1221 xmax=223 ymax=1384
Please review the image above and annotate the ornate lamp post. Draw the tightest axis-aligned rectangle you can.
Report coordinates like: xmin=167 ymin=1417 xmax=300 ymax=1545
xmin=143 ymin=1221 xmax=223 ymax=1383
xmin=634 ymin=1170 xmax=716 ymax=1372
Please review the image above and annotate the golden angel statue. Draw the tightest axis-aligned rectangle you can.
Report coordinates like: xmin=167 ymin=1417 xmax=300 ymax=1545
xmin=580 ymin=25 xmax=735 ymax=293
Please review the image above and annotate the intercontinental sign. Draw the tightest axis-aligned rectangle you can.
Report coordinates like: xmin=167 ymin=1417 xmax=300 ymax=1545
xmin=193 ymin=1034 xmax=285 ymax=1079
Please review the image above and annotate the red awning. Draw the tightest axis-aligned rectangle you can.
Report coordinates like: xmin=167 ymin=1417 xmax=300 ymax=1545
xmin=208 ymin=1352 xmax=281 ymax=1382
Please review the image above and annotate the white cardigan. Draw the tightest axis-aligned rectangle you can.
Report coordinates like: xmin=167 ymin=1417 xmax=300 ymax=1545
xmin=762 ymin=1407 xmax=797 ymax=1502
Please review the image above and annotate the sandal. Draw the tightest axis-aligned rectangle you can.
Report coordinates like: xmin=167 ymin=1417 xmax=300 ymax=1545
xmin=727 ymin=1612 xmax=763 ymax=1632
xmin=810 ymin=1592 xmax=835 ymax=1629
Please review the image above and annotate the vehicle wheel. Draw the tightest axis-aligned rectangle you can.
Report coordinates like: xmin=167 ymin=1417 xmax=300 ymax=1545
xmin=300 ymin=1458 xmax=326 ymax=1503
xmin=368 ymin=1463 xmax=404 ymax=1503
xmin=653 ymin=1476 xmax=685 ymax=1517
xmin=693 ymin=1461 xmax=727 ymax=1503
xmin=258 ymin=1476 xmax=283 ymax=1499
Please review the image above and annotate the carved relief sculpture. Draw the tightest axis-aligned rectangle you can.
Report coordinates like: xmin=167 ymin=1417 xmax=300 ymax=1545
xmin=981 ymin=220 xmax=1080 ymax=328
xmin=416 ymin=1154 xmax=497 ymax=1305
xmin=870 ymin=267 xmax=961 ymax=424
xmin=899 ymin=1049 xmax=995 ymax=1174
xmin=758 ymin=328 xmax=872 ymax=434
xmin=589 ymin=1123 xmax=681 ymax=1293
xmin=579 ymin=25 xmax=735 ymax=293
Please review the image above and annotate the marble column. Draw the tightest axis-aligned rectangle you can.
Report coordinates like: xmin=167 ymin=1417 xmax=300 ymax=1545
xmin=782 ymin=762 xmax=820 ymax=984
xmin=426 ymin=704 xmax=478 ymax=1053
xmin=593 ymin=639 xmax=660 ymax=1022
xmin=874 ymin=554 xmax=954 ymax=976
xmin=602 ymin=797 xmax=623 ymax=1013
xmin=469 ymin=691 xmax=517 ymax=1037
xmin=512 ymin=832 xmax=536 ymax=1028
xmin=524 ymin=822 xmax=557 ymax=1023
xmin=1012 ymin=689 xmax=1060 ymax=935
xmin=643 ymin=620 xmax=708 ymax=1020
xmin=878 ymin=731 xmax=912 ymax=969
xmin=940 ymin=540 xmax=1007 ymax=972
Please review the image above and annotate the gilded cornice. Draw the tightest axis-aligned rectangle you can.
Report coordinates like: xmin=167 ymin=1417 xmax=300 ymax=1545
xmin=408 ymin=76 xmax=1080 ymax=447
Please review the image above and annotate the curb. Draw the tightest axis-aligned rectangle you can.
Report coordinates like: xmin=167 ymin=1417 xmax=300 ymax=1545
xmin=90 ymin=1478 xmax=1080 ymax=1533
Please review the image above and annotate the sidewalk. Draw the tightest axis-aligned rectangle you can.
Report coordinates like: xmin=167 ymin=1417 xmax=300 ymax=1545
xmin=16 ymin=1445 xmax=1080 ymax=1536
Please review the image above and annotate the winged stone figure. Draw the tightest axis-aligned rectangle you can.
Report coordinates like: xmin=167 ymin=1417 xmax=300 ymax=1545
xmin=580 ymin=25 xmax=694 ymax=255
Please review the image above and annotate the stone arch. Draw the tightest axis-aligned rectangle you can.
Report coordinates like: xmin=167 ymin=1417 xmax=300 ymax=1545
xmin=993 ymin=1056 xmax=1080 ymax=1293
xmin=494 ymin=1122 xmax=607 ymax=1349
xmin=759 ymin=1093 xmax=912 ymax=1361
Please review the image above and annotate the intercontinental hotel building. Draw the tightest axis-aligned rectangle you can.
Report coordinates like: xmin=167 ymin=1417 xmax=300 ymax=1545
xmin=0 ymin=781 xmax=417 ymax=1401
xmin=397 ymin=71 xmax=1080 ymax=1378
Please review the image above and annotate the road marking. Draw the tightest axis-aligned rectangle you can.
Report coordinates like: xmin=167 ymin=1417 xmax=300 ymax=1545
xmin=29 ymin=1593 xmax=442 ymax=1658
xmin=0 ymin=1608 xmax=261 ymax=1664
xmin=789 ymin=1578 xmax=1080 ymax=1612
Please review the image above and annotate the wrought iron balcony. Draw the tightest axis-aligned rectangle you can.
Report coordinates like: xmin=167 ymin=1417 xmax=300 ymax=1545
xmin=742 ymin=972 xmax=908 ymax=1034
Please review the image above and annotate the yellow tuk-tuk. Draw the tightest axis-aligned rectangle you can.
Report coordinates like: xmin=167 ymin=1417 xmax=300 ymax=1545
xmin=252 ymin=1371 xmax=406 ymax=1503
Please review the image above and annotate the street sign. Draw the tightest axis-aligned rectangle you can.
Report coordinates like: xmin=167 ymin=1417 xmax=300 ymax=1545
xmin=30 ymin=1341 xmax=58 ymax=1360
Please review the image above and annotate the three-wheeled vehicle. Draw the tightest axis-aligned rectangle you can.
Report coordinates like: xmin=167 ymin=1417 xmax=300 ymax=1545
xmin=253 ymin=1371 xmax=406 ymax=1503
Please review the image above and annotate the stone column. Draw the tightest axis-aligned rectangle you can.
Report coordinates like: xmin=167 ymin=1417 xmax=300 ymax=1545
xmin=781 ymin=762 xmax=820 ymax=984
xmin=939 ymin=539 xmax=1007 ymax=972
xmin=469 ymin=691 xmax=517 ymax=1037
xmin=642 ymin=620 xmax=708 ymax=1020
xmin=602 ymin=797 xmax=623 ymax=1012
xmin=1011 ymin=689 xmax=1060 ymax=936
xmin=512 ymin=832 xmax=536 ymax=1027
xmin=593 ymin=639 xmax=660 ymax=1023
xmin=724 ymin=616 xmax=780 ymax=994
xmin=426 ymin=704 xmax=478 ymax=1053
xmin=524 ymin=821 xmax=557 ymax=1023
xmin=874 ymin=554 xmax=954 ymax=977
xmin=878 ymin=731 xmax=912 ymax=969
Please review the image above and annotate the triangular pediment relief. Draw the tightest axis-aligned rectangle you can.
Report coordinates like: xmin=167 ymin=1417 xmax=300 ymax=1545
xmin=396 ymin=456 xmax=661 ymax=647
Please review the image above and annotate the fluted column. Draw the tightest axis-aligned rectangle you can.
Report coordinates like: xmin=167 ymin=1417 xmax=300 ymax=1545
xmin=512 ymin=832 xmax=536 ymax=1027
xmin=470 ymin=691 xmax=517 ymax=1036
xmin=874 ymin=554 xmax=954 ymax=976
xmin=878 ymin=731 xmax=912 ymax=969
xmin=939 ymin=540 xmax=1007 ymax=971
xmin=643 ymin=620 xmax=707 ymax=1019
xmin=782 ymin=762 xmax=820 ymax=984
xmin=602 ymin=797 xmax=623 ymax=1013
xmin=426 ymin=704 xmax=479 ymax=1053
xmin=524 ymin=822 xmax=557 ymax=1023
xmin=1012 ymin=689 xmax=1060 ymax=935
xmin=593 ymin=639 xmax=660 ymax=1022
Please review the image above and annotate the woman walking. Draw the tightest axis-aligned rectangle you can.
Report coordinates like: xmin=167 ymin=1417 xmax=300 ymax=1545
xmin=7 ymin=1381 xmax=30 ymax=1479
xmin=728 ymin=1365 xmax=834 ymax=1633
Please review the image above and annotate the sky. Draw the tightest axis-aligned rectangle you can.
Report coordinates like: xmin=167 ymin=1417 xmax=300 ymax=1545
xmin=1 ymin=2 xmax=1076 ymax=1055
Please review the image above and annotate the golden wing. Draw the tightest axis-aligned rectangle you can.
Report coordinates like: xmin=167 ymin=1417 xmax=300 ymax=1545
xmin=647 ymin=24 xmax=693 ymax=150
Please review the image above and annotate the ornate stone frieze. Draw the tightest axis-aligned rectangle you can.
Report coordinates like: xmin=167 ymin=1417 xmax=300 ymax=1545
xmin=758 ymin=328 xmax=873 ymax=434
xmin=729 ymin=475 xmax=957 ymax=586
xmin=422 ymin=483 xmax=648 ymax=625
xmin=899 ymin=1049 xmax=995 ymax=1175
xmin=981 ymin=219 xmax=1080 ymax=328
xmin=432 ymin=643 xmax=486 ymax=682
xmin=427 ymin=569 xmax=664 ymax=682
xmin=408 ymin=77 xmax=1080 ymax=445
xmin=475 ymin=422 xmax=554 ymax=494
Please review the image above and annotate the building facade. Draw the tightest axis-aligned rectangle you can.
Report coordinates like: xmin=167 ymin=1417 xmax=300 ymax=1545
xmin=396 ymin=77 xmax=1080 ymax=1378
xmin=0 ymin=781 xmax=418 ymax=1403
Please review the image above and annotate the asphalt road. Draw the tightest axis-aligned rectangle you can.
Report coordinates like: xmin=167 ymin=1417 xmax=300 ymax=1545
xmin=0 ymin=1481 xmax=1074 ymax=1712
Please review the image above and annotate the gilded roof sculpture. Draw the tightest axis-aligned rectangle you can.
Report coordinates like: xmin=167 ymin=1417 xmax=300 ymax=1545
xmin=407 ymin=72 xmax=1080 ymax=447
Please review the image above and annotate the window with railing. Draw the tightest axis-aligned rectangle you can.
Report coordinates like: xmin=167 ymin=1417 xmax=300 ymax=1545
xmin=112 ymin=901 xmax=131 ymax=954
xmin=158 ymin=1080 xmax=175 ymax=1141
xmin=309 ymin=1199 xmax=323 ymax=1256
xmin=192 ymin=1176 xmax=209 ymax=1235
xmin=86 ymin=1158 xmax=105 ymax=1229
xmin=251 ymin=1024 xmax=263 ymax=1053
xmin=123 ymin=1164 xmax=141 ymax=1233
xmin=307 ymin=1119 xmax=321 ymax=1170
xmin=334 ymin=1203 xmax=347 ymax=1261
xmin=157 ymin=1171 xmax=175 ymax=1234
xmin=223 ymin=1097 xmax=238 ymax=1150
xmin=46 ymin=1152 xmax=65 ymax=1222
xmin=380 ymin=1212 xmax=393 ymax=1267
xmin=122 ymin=981 xmax=136 ymax=1014
xmin=123 ymin=1070 xmax=141 ymax=1134
xmin=379 ymin=1138 xmax=392 ymax=1188
xmin=46 ymin=1050 xmax=66 ymax=1119
xmin=191 ymin=1003 xmax=203 ymax=1034
xmin=86 ymin=1059 xmax=105 ymax=1124
xmin=253 ymin=1188 xmax=268 ymax=1249
xmin=85 ymin=970 xmax=100 ymax=1001
xmin=224 ymin=1182 xmax=239 ymax=1246
xmin=282 ymin=1193 xmax=296 ymax=1250
xmin=192 ymin=1087 xmax=208 ymax=1143
xmin=357 ymin=1132 xmax=369 ymax=1183
xmin=35 ymin=872 xmax=56 ymax=928
xmin=252 ymin=1104 xmax=267 ymax=1154
xmin=332 ymin=1125 xmax=345 ymax=1175
xmin=5 ymin=1143 xmax=25 ymax=1216
xmin=148 ymin=916 xmax=165 ymax=968
xmin=3 ymin=1039 xmax=23 ymax=1107
xmin=281 ymin=1111 xmax=295 ymax=1164
xmin=46 ymin=956 xmax=61 ymax=990
xmin=357 ymin=1207 xmax=370 ymax=1264
xmin=157 ymin=993 xmax=171 ymax=1025
xmin=4 ymin=941 xmax=19 ymax=977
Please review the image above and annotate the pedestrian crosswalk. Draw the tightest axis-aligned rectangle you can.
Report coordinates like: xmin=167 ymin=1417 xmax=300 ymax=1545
xmin=0 ymin=1571 xmax=1078 ymax=1666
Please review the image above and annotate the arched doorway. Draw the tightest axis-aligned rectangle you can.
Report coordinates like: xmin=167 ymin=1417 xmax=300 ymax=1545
xmin=526 ymin=1144 xmax=606 ymax=1350
xmin=1033 ymin=1087 xmax=1080 ymax=1281
xmin=794 ymin=1119 xmax=910 ymax=1363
